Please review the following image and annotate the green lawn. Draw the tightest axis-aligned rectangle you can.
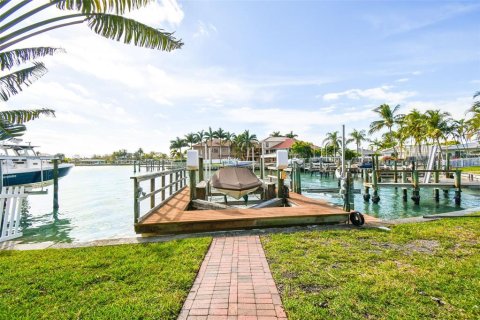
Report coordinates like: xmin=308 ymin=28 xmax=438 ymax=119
xmin=262 ymin=218 xmax=480 ymax=320
xmin=461 ymin=166 xmax=480 ymax=174
xmin=0 ymin=238 xmax=211 ymax=320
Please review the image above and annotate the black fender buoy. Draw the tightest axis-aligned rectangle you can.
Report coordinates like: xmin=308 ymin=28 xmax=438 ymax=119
xmin=350 ymin=211 xmax=365 ymax=226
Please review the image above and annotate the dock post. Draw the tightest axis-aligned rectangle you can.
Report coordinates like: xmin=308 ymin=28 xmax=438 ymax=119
xmin=454 ymin=170 xmax=461 ymax=205
xmin=161 ymin=174 xmax=166 ymax=201
xmin=277 ymin=169 xmax=284 ymax=198
xmin=53 ymin=159 xmax=59 ymax=210
xmin=199 ymin=157 xmax=204 ymax=182
xmin=371 ymin=169 xmax=380 ymax=203
xmin=189 ymin=170 xmax=196 ymax=200
xmin=133 ymin=160 xmax=136 ymax=173
xmin=402 ymin=188 xmax=408 ymax=202
xmin=150 ymin=178 xmax=155 ymax=208
xmin=260 ymin=157 xmax=264 ymax=180
xmin=411 ymin=170 xmax=420 ymax=205
xmin=394 ymin=161 xmax=398 ymax=183
xmin=402 ymin=170 xmax=407 ymax=183
xmin=297 ymin=163 xmax=302 ymax=194
xmin=446 ymin=153 xmax=451 ymax=178
xmin=133 ymin=177 xmax=139 ymax=223
xmin=0 ymin=161 xmax=3 ymax=190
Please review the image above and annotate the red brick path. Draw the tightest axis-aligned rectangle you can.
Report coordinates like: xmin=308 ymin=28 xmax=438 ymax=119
xmin=178 ymin=236 xmax=287 ymax=320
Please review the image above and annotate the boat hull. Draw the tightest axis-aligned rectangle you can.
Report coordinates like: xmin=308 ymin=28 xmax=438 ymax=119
xmin=2 ymin=165 xmax=73 ymax=187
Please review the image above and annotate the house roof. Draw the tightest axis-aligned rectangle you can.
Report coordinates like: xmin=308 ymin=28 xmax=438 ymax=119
xmin=192 ymin=138 xmax=232 ymax=148
xmin=270 ymin=138 xmax=296 ymax=150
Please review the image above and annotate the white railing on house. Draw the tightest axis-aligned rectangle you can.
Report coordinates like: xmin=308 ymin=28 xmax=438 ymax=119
xmin=447 ymin=157 xmax=480 ymax=168
xmin=0 ymin=187 xmax=28 ymax=243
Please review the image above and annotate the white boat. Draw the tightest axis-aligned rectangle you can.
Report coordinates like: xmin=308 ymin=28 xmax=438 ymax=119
xmin=0 ymin=142 xmax=73 ymax=188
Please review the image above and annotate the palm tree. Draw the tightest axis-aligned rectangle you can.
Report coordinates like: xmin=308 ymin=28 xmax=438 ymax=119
xmin=468 ymin=91 xmax=480 ymax=114
xmin=169 ymin=137 xmax=186 ymax=159
xmin=224 ymin=131 xmax=236 ymax=158
xmin=0 ymin=1 xmax=183 ymax=141
xmin=322 ymin=131 xmax=341 ymax=157
xmin=204 ymin=126 xmax=217 ymax=161
xmin=241 ymin=130 xmax=258 ymax=160
xmin=403 ymin=109 xmax=427 ymax=158
xmin=215 ymin=127 xmax=227 ymax=160
xmin=368 ymin=138 xmax=385 ymax=153
xmin=285 ymin=131 xmax=298 ymax=138
xmin=346 ymin=129 xmax=367 ymax=157
xmin=270 ymin=131 xmax=282 ymax=137
xmin=184 ymin=133 xmax=198 ymax=149
xmin=466 ymin=92 xmax=480 ymax=140
xmin=369 ymin=104 xmax=402 ymax=156
xmin=424 ymin=109 xmax=451 ymax=157
xmin=0 ymin=109 xmax=55 ymax=140
xmin=0 ymin=1 xmax=182 ymax=53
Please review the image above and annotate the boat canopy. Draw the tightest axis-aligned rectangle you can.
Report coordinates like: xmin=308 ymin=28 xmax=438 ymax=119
xmin=211 ymin=167 xmax=262 ymax=199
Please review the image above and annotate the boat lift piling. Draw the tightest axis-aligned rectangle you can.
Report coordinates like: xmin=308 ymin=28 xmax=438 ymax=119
xmin=53 ymin=159 xmax=59 ymax=210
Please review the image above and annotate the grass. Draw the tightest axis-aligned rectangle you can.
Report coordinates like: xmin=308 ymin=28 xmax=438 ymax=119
xmin=262 ymin=217 xmax=480 ymax=320
xmin=461 ymin=166 xmax=480 ymax=174
xmin=0 ymin=238 xmax=211 ymax=320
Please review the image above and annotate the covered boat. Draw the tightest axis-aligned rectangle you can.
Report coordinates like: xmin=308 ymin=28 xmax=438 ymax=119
xmin=211 ymin=167 xmax=262 ymax=199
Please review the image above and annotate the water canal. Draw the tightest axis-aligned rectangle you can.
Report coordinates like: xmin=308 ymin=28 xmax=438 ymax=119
xmin=18 ymin=166 xmax=480 ymax=243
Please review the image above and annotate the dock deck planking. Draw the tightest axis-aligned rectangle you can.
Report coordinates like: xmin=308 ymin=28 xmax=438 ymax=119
xmin=136 ymin=188 xmax=379 ymax=234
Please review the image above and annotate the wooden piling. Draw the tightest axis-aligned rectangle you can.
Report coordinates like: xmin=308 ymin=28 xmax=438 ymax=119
xmin=53 ymin=159 xmax=59 ymax=210
xmin=402 ymin=188 xmax=408 ymax=202
xmin=372 ymin=169 xmax=380 ymax=203
xmin=150 ymin=178 xmax=155 ymax=208
xmin=277 ymin=170 xmax=284 ymax=198
xmin=394 ymin=161 xmax=398 ymax=183
xmin=411 ymin=170 xmax=420 ymax=205
xmin=133 ymin=177 xmax=139 ymax=223
xmin=199 ymin=157 xmax=204 ymax=182
xmin=189 ymin=170 xmax=196 ymax=200
xmin=454 ymin=169 xmax=462 ymax=205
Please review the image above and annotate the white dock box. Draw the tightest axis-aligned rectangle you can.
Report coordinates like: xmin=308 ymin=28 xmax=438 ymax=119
xmin=187 ymin=150 xmax=199 ymax=170
xmin=276 ymin=150 xmax=288 ymax=169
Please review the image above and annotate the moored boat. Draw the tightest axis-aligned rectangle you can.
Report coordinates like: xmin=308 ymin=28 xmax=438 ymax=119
xmin=0 ymin=142 xmax=73 ymax=188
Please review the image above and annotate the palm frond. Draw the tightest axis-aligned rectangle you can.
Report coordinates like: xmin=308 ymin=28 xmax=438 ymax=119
xmin=0 ymin=109 xmax=55 ymax=124
xmin=0 ymin=62 xmax=48 ymax=101
xmin=0 ymin=122 xmax=26 ymax=141
xmin=0 ymin=47 xmax=64 ymax=71
xmin=86 ymin=13 xmax=183 ymax=51
xmin=55 ymin=0 xmax=154 ymax=15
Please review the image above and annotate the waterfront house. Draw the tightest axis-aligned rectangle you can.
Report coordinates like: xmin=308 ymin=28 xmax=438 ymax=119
xmin=192 ymin=138 xmax=232 ymax=160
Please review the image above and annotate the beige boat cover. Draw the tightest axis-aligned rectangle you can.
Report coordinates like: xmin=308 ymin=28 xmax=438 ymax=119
xmin=211 ymin=167 xmax=262 ymax=193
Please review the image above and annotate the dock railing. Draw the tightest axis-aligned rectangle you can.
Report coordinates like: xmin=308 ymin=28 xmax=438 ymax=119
xmin=133 ymin=159 xmax=186 ymax=173
xmin=131 ymin=166 xmax=187 ymax=223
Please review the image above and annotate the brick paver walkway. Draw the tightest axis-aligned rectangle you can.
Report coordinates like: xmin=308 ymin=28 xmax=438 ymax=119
xmin=178 ymin=235 xmax=287 ymax=320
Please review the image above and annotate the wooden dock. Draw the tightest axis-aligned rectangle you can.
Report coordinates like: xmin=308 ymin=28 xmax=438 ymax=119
xmin=135 ymin=188 xmax=378 ymax=235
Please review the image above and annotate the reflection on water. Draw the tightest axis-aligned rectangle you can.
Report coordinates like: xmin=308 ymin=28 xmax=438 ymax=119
xmin=20 ymin=166 xmax=136 ymax=243
xmin=301 ymin=173 xmax=480 ymax=220
xmin=18 ymin=167 xmax=480 ymax=243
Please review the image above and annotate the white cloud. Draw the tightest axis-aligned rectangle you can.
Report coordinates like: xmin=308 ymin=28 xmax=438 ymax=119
xmin=126 ymin=0 xmax=184 ymax=27
xmin=396 ymin=78 xmax=409 ymax=83
xmin=323 ymin=85 xmax=416 ymax=103
xmin=193 ymin=21 xmax=218 ymax=38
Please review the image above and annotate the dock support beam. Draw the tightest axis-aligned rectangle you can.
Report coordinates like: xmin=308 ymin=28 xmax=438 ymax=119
xmin=411 ymin=170 xmax=420 ymax=205
xmin=454 ymin=170 xmax=461 ymax=205
xmin=277 ymin=169 xmax=284 ymax=198
xmin=371 ymin=168 xmax=380 ymax=204
xmin=199 ymin=157 xmax=204 ymax=182
xmin=53 ymin=159 xmax=59 ymax=210
xmin=189 ymin=170 xmax=196 ymax=201
xmin=402 ymin=188 xmax=408 ymax=202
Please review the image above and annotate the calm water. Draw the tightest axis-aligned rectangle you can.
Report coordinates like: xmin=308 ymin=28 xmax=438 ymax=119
xmin=19 ymin=166 xmax=480 ymax=243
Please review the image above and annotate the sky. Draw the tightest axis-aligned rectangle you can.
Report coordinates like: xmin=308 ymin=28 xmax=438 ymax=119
xmin=2 ymin=0 xmax=479 ymax=157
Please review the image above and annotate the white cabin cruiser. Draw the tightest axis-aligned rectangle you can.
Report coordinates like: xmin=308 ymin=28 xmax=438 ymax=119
xmin=0 ymin=142 xmax=73 ymax=188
